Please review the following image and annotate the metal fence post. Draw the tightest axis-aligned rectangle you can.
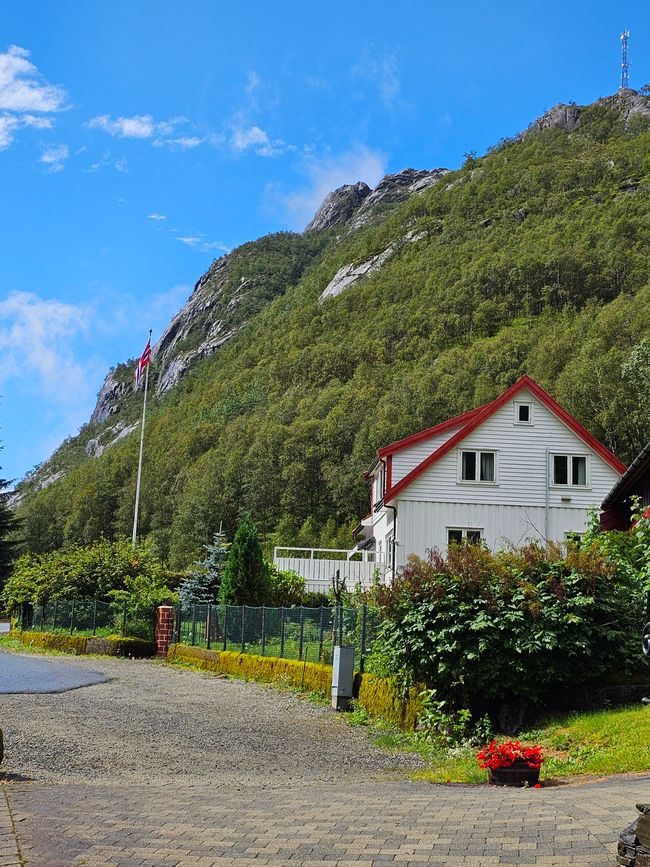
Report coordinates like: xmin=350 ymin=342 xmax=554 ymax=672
xmin=240 ymin=605 xmax=246 ymax=653
xmin=206 ymin=604 xmax=212 ymax=650
xmin=260 ymin=606 xmax=266 ymax=656
xmin=92 ymin=600 xmax=98 ymax=636
xmin=191 ymin=604 xmax=197 ymax=647
xmin=53 ymin=600 xmax=58 ymax=631
xmin=69 ymin=600 xmax=76 ymax=635
xmin=360 ymin=604 xmax=368 ymax=673
xmin=223 ymin=606 xmax=228 ymax=651
xmin=298 ymin=606 xmax=305 ymax=660
xmin=280 ymin=607 xmax=285 ymax=658
xmin=318 ymin=606 xmax=325 ymax=663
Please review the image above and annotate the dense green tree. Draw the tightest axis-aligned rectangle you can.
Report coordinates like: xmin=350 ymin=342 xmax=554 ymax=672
xmin=12 ymin=100 xmax=650 ymax=566
xmin=0 ymin=470 xmax=19 ymax=591
xmin=219 ymin=517 xmax=271 ymax=605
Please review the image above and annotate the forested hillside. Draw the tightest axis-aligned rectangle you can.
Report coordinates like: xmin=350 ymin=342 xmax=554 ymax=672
xmin=16 ymin=93 xmax=650 ymax=567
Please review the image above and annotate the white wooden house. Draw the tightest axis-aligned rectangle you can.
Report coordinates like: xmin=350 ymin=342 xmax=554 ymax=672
xmin=356 ymin=375 xmax=626 ymax=579
xmin=274 ymin=376 xmax=626 ymax=589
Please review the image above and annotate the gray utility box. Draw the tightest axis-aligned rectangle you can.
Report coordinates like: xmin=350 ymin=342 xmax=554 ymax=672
xmin=331 ymin=645 xmax=355 ymax=711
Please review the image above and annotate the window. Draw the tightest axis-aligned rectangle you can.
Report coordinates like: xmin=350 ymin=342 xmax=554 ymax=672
xmin=448 ymin=528 xmax=482 ymax=545
xmin=552 ymin=454 xmax=588 ymax=487
xmin=460 ymin=450 xmax=496 ymax=483
xmin=514 ymin=402 xmax=533 ymax=424
xmin=565 ymin=532 xmax=582 ymax=545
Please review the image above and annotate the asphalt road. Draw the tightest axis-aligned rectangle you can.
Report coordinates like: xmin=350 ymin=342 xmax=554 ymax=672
xmin=0 ymin=650 xmax=110 ymax=693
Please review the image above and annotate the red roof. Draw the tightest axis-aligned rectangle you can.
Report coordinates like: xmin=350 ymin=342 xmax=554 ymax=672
xmin=381 ymin=375 xmax=626 ymax=502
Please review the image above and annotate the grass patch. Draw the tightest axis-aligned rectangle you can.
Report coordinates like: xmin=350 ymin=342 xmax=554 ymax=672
xmin=342 ymin=699 xmax=650 ymax=784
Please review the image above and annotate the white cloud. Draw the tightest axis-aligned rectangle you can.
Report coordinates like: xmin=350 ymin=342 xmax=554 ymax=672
xmin=0 ymin=45 xmax=68 ymax=113
xmin=0 ymin=112 xmax=53 ymax=150
xmin=177 ymin=235 xmax=229 ymax=254
xmin=39 ymin=143 xmax=69 ymax=173
xmin=274 ymin=145 xmax=387 ymax=230
xmin=148 ymin=213 xmax=166 ymax=222
xmin=84 ymin=150 xmax=128 ymax=173
xmin=230 ymin=124 xmax=290 ymax=157
xmin=153 ymin=135 xmax=204 ymax=151
xmin=0 ymin=291 xmax=89 ymax=401
xmin=87 ymin=113 xmax=158 ymax=138
xmin=350 ymin=50 xmax=403 ymax=112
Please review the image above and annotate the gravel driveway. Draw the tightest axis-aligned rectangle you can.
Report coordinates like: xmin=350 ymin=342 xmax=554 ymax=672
xmin=0 ymin=653 xmax=424 ymax=786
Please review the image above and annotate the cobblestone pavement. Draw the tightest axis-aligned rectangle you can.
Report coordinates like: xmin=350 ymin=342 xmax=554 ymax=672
xmin=0 ymin=787 xmax=21 ymax=867
xmin=5 ymin=774 xmax=650 ymax=866
xmin=1 ymin=654 xmax=648 ymax=865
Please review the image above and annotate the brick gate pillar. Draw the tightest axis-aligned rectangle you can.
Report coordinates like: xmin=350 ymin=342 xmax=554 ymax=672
xmin=155 ymin=605 xmax=175 ymax=657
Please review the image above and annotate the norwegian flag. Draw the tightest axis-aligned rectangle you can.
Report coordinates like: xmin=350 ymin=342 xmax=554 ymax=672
xmin=134 ymin=338 xmax=151 ymax=386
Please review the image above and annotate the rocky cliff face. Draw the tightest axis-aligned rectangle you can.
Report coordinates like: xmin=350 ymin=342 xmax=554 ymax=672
xmin=87 ymin=167 xmax=449 ymax=429
xmin=304 ymin=181 xmax=371 ymax=231
xmin=524 ymin=88 xmax=650 ymax=136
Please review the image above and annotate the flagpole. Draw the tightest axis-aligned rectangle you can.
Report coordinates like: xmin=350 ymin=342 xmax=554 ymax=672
xmin=132 ymin=330 xmax=152 ymax=548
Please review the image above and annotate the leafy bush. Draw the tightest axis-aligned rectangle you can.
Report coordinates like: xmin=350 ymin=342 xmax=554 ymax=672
xmin=2 ymin=537 xmax=176 ymax=612
xmin=267 ymin=565 xmax=304 ymax=606
xmin=372 ymin=540 xmax=645 ymax=725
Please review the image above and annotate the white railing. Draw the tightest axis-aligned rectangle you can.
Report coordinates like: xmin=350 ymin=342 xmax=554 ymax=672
xmin=273 ymin=546 xmax=386 ymax=592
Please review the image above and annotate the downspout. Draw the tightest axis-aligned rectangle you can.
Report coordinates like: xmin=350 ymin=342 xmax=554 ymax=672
xmin=544 ymin=448 xmax=550 ymax=543
xmin=379 ymin=456 xmax=397 ymax=579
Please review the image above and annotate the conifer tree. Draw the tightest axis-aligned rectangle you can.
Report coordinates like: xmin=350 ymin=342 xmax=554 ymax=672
xmin=179 ymin=528 xmax=228 ymax=606
xmin=0 ymin=466 xmax=19 ymax=592
xmin=219 ymin=516 xmax=270 ymax=605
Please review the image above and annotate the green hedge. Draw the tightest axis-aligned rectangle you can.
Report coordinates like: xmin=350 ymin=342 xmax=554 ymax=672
xmin=167 ymin=644 xmax=332 ymax=692
xmin=354 ymin=672 xmax=423 ymax=731
xmin=167 ymin=644 xmax=423 ymax=729
xmin=15 ymin=630 xmax=87 ymax=654
xmin=12 ymin=630 xmax=155 ymax=658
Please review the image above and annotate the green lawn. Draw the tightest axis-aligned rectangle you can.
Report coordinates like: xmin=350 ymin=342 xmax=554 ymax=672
xmin=354 ymin=704 xmax=650 ymax=784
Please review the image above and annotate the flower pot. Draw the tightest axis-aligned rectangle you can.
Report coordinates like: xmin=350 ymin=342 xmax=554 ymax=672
xmin=488 ymin=760 xmax=540 ymax=787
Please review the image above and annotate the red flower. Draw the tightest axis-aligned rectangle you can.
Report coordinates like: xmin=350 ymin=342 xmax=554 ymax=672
xmin=476 ymin=739 xmax=544 ymax=770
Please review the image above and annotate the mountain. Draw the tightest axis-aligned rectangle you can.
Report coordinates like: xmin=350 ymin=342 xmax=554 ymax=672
xmin=15 ymin=89 xmax=650 ymax=566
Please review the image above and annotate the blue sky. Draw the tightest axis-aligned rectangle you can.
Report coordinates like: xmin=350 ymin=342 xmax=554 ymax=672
xmin=0 ymin=0 xmax=648 ymax=483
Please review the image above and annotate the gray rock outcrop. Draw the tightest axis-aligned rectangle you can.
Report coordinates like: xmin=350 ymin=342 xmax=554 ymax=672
xmin=304 ymin=182 xmax=371 ymax=231
xmin=348 ymin=168 xmax=448 ymax=230
xmin=524 ymin=88 xmax=650 ymax=137
xmin=90 ymin=371 xmax=132 ymax=425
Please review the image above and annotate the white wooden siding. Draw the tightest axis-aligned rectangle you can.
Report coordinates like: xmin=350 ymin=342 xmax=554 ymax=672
xmin=393 ymin=499 xmax=592 ymax=567
xmin=391 ymin=424 xmax=465 ymax=486
xmin=397 ymin=389 xmax=621 ymax=509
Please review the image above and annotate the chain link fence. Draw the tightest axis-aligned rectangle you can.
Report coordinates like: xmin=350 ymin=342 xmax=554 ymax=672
xmin=19 ymin=600 xmax=156 ymax=640
xmin=174 ymin=604 xmax=382 ymax=670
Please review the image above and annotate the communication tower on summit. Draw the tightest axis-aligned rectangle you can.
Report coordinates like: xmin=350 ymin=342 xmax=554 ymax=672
xmin=620 ymin=29 xmax=630 ymax=89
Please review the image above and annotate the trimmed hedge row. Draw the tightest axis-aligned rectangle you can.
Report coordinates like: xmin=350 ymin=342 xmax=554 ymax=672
xmin=12 ymin=630 xmax=155 ymax=658
xmin=166 ymin=644 xmax=423 ymax=730
xmin=354 ymin=672 xmax=423 ymax=731
xmin=15 ymin=630 xmax=87 ymax=655
xmin=166 ymin=644 xmax=332 ymax=693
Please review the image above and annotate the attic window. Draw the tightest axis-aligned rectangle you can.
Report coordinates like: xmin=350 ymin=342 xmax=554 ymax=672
xmin=514 ymin=402 xmax=533 ymax=424
xmin=460 ymin=450 xmax=496 ymax=483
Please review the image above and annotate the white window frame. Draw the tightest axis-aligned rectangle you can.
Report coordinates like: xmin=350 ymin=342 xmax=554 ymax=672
xmin=514 ymin=401 xmax=534 ymax=425
xmin=550 ymin=453 xmax=590 ymax=488
xmin=447 ymin=527 xmax=483 ymax=545
xmin=457 ymin=449 xmax=498 ymax=485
